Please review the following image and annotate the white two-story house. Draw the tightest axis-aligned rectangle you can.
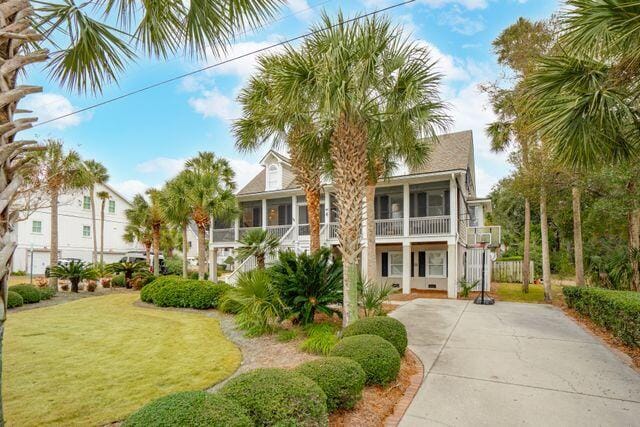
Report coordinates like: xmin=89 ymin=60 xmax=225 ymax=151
xmin=213 ymin=130 xmax=500 ymax=298
xmin=12 ymin=183 xmax=141 ymax=275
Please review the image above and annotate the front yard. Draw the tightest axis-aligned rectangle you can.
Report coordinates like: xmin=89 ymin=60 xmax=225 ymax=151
xmin=3 ymin=293 xmax=241 ymax=426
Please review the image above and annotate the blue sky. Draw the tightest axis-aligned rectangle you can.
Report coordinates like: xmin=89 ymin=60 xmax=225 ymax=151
xmin=21 ymin=0 xmax=559 ymax=199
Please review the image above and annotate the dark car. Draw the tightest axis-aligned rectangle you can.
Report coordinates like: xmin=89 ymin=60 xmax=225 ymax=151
xmin=119 ymin=252 xmax=167 ymax=275
xmin=44 ymin=257 xmax=82 ymax=277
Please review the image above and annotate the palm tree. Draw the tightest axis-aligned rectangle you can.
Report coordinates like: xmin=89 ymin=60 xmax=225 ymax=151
xmin=49 ymin=261 xmax=98 ymax=293
xmin=234 ymin=53 xmax=326 ymax=253
xmin=84 ymin=160 xmax=109 ymax=264
xmin=34 ymin=140 xmax=86 ymax=290
xmin=267 ymin=12 xmax=448 ymax=326
xmin=183 ymin=152 xmax=238 ymax=280
xmin=146 ymin=189 xmax=166 ymax=277
xmin=123 ymin=194 xmax=153 ymax=266
xmin=160 ymin=174 xmax=192 ymax=278
xmin=97 ymin=191 xmax=110 ymax=265
xmin=237 ymin=228 xmax=280 ymax=269
xmin=0 ymin=1 xmax=284 ymax=416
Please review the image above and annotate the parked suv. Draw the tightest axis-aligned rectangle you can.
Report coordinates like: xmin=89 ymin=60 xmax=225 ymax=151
xmin=119 ymin=252 xmax=167 ymax=275
xmin=44 ymin=257 xmax=82 ymax=277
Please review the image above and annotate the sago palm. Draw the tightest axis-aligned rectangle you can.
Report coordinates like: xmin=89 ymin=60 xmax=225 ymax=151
xmin=160 ymin=174 xmax=192 ymax=278
xmin=49 ymin=260 xmax=98 ymax=293
xmin=237 ymin=228 xmax=280 ymax=269
xmin=268 ymin=12 xmax=448 ymax=326
xmin=84 ymin=160 xmax=109 ymax=264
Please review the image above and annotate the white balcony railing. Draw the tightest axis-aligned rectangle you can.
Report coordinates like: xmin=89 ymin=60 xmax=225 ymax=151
xmin=266 ymin=225 xmax=292 ymax=240
xmin=211 ymin=228 xmax=235 ymax=242
xmin=375 ymin=218 xmax=404 ymax=237
xmin=327 ymin=222 xmax=339 ymax=240
xmin=298 ymin=223 xmax=310 ymax=236
xmin=409 ymin=215 xmax=450 ymax=235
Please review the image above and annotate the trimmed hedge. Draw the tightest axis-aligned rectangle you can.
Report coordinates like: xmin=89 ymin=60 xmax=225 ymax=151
xmin=38 ymin=287 xmax=55 ymax=300
xmin=296 ymin=357 xmax=366 ymax=412
xmin=7 ymin=291 xmax=23 ymax=308
xmin=123 ymin=391 xmax=252 ymax=427
xmin=142 ymin=276 xmax=229 ymax=309
xmin=330 ymin=334 xmax=401 ymax=385
xmin=563 ymin=286 xmax=640 ymax=347
xmin=342 ymin=316 xmax=408 ymax=355
xmin=219 ymin=368 xmax=328 ymax=426
xmin=9 ymin=285 xmax=41 ymax=304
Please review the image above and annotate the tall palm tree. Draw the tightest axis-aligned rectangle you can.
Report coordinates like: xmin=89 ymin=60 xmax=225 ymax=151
xmin=33 ymin=140 xmax=86 ymax=290
xmin=97 ymin=190 xmax=110 ymax=265
xmin=270 ymin=12 xmax=448 ymax=326
xmin=183 ymin=152 xmax=238 ymax=280
xmin=123 ymin=194 xmax=153 ymax=266
xmin=237 ymin=228 xmax=280 ymax=269
xmin=146 ymin=189 xmax=165 ymax=277
xmin=84 ymin=160 xmax=109 ymax=264
xmin=160 ymin=174 xmax=191 ymax=278
xmin=234 ymin=53 xmax=326 ymax=253
xmin=0 ymin=1 xmax=284 ymax=416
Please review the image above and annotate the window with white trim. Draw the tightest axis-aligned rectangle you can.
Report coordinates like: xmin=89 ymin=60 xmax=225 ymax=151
xmin=83 ymin=196 xmax=90 ymax=210
xmin=82 ymin=225 xmax=91 ymax=237
xmin=108 ymin=200 xmax=116 ymax=213
xmin=32 ymin=220 xmax=42 ymax=233
xmin=389 ymin=252 xmax=403 ymax=277
xmin=427 ymin=251 xmax=446 ymax=277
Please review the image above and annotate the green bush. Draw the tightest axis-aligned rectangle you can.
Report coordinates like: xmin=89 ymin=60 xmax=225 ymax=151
xmin=188 ymin=271 xmax=209 ymax=280
xmin=123 ymin=391 xmax=252 ymax=427
xmin=342 ymin=316 xmax=408 ymax=355
xmin=7 ymin=291 xmax=23 ymax=308
xmin=13 ymin=270 xmax=26 ymax=276
xmin=330 ymin=335 xmax=401 ymax=385
xmin=151 ymin=278 xmax=228 ymax=309
xmin=276 ymin=328 xmax=299 ymax=342
xmin=38 ymin=287 xmax=55 ymax=300
xmin=111 ymin=274 xmax=126 ymax=288
xmin=164 ymin=256 xmax=183 ymax=276
xmin=563 ymin=286 xmax=640 ymax=347
xmin=296 ymin=357 xmax=366 ymax=412
xmin=219 ymin=368 xmax=327 ymax=427
xmin=140 ymin=275 xmax=180 ymax=303
xmin=300 ymin=323 xmax=339 ymax=355
xmin=9 ymin=284 xmax=41 ymax=304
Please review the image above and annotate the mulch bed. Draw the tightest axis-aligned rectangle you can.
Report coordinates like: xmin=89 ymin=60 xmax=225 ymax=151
xmin=329 ymin=351 xmax=420 ymax=427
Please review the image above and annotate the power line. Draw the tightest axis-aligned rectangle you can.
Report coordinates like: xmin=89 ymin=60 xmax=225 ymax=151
xmin=33 ymin=0 xmax=415 ymax=128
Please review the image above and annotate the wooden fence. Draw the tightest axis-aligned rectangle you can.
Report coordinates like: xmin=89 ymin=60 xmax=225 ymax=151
xmin=492 ymin=260 xmax=534 ymax=283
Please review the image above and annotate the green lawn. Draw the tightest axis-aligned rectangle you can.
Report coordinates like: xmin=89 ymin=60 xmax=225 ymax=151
xmin=492 ymin=283 xmax=564 ymax=303
xmin=3 ymin=293 xmax=241 ymax=426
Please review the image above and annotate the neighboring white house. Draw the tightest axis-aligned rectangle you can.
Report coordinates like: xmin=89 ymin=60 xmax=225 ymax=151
xmin=12 ymin=183 xmax=141 ymax=275
xmin=213 ymin=130 xmax=500 ymax=298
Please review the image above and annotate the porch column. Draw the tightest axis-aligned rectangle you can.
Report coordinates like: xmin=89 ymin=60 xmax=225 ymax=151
xmin=447 ymin=243 xmax=457 ymax=298
xmin=261 ymin=199 xmax=267 ymax=230
xmin=234 ymin=218 xmax=240 ymax=241
xmin=324 ymin=191 xmax=330 ymax=223
xmin=291 ymin=195 xmax=298 ymax=243
xmin=211 ymin=248 xmax=218 ymax=283
xmin=450 ymin=175 xmax=457 ymax=237
xmin=402 ymin=241 xmax=411 ymax=294
xmin=403 ymin=183 xmax=410 ymax=237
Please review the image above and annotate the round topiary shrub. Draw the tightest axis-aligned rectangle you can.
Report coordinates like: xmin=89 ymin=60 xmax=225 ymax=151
xmin=330 ymin=334 xmax=401 ymax=386
xmin=38 ymin=287 xmax=55 ymax=300
xmin=7 ymin=291 xmax=23 ymax=308
xmin=295 ymin=357 xmax=366 ymax=412
xmin=342 ymin=316 xmax=408 ymax=355
xmin=8 ymin=284 xmax=41 ymax=304
xmin=123 ymin=391 xmax=252 ymax=427
xmin=219 ymin=368 xmax=328 ymax=426
xmin=110 ymin=274 xmax=126 ymax=288
xmin=140 ymin=276 xmax=180 ymax=303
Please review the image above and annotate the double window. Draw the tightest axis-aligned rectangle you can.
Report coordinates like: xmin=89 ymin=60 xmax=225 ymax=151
xmin=381 ymin=250 xmax=447 ymax=278
xmin=409 ymin=183 xmax=450 ymax=217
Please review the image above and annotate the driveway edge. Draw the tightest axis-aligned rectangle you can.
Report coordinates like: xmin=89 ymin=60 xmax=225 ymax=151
xmin=384 ymin=349 xmax=425 ymax=427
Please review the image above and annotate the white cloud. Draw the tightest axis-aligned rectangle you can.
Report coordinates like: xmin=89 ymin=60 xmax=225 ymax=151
xmin=136 ymin=157 xmax=186 ymax=176
xmin=188 ymin=88 xmax=240 ymax=121
xmin=287 ymin=0 xmax=314 ymax=21
xmin=19 ymin=93 xmax=90 ymax=130
xmin=112 ymin=179 xmax=149 ymax=199
xmin=438 ymin=8 xmax=485 ymax=35
xmin=361 ymin=0 xmax=488 ymax=10
xmin=227 ymin=158 xmax=264 ymax=190
xmin=418 ymin=41 xmax=470 ymax=82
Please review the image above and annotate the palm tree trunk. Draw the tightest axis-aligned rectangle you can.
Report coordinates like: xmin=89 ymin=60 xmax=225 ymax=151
xmin=197 ymin=225 xmax=206 ymax=280
xmin=256 ymin=253 xmax=265 ymax=269
xmin=365 ymin=184 xmax=377 ymax=282
xmin=145 ymin=243 xmax=151 ymax=266
xmin=307 ymin=187 xmax=321 ymax=253
xmin=331 ymin=114 xmax=368 ymax=328
xmin=182 ymin=223 xmax=188 ymax=279
xmin=71 ymin=278 xmax=79 ymax=293
xmin=100 ymin=199 xmax=106 ymax=265
xmin=152 ymin=225 xmax=160 ymax=277
xmin=522 ymin=198 xmax=531 ymax=292
xmin=540 ymin=190 xmax=552 ymax=302
xmin=571 ymin=186 xmax=584 ymax=287
xmin=49 ymin=190 xmax=59 ymax=290
xmin=90 ymin=188 xmax=97 ymax=264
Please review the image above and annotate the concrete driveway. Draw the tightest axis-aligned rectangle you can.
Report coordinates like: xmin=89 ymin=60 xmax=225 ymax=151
xmin=391 ymin=299 xmax=640 ymax=426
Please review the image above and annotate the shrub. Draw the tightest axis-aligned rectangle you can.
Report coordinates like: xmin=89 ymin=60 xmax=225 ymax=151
xmin=296 ymin=357 xmax=366 ymax=412
xmin=563 ymin=286 xmax=640 ymax=347
xmin=330 ymin=335 xmax=401 ymax=385
xmin=131 ymin=272 xmax=154 ymax=290
xmin=300 ymin=323 xmax=339 ymax=355
xmin=13 ymin=270 xmax=26 ymax=276
xmin=270 ymin=248 xmax=343 ymax=324
xmin=7 ymin=291 xmax=23 ymax=308
xmin=38 ymin=287 xmax=55 ymax=300
xmin=49 ymin=260 xmax=98 ymax=293
xmin=86 ymin=281 xmax=97 ymax=292
xmin=60 ymin=284 xmax=69 ymax=291
xmin=111 ymin=274 xmax=126 ymax=288
xmin=9 ymin=284 xmax=41 ymax=304
xmin=358 ymin=277 xmax=395 ymax=317
xmin=188 ymin=271 xmax=208 ymax=280
xmin=342 ymin=316 xmax=408 ymax=355
xmin=123 ymin=391 xmax=252 ymax=427
xmin=219 ymin=368 xmax=328 ymax=426
xmin=140 ymin=275 xmax=180 ymax=303
xmin=152 ymin=279 xmax=226 ymax=309
xmin=164 ymin=256 xmax=183 ymax=276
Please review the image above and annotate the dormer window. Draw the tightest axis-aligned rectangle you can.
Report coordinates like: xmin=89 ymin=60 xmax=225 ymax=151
xmin=266 ymin=164 xmax=281 ymax=191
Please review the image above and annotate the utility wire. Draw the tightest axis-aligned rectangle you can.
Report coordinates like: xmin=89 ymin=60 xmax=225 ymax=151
xmin=33 ymin=0 xmax=415 ymax=128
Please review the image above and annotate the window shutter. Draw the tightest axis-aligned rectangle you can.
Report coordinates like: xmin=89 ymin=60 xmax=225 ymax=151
xmin=381 ymin=252 xmax=388 ymax=277
xmin=418 ymin=251 xmax=426 ymax=277
xmin=444 ymin=190 xmax=450 ymax=215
